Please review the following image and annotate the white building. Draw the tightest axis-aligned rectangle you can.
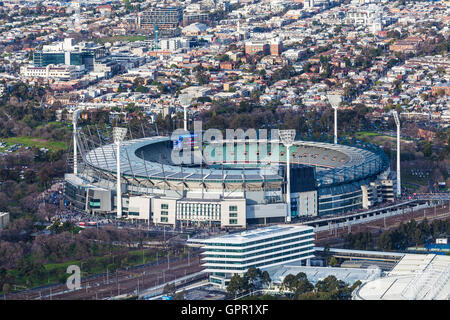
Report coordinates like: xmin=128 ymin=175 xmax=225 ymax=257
xmin=159 ymin=37 xmax=190 ymax=52
xmin=188 ymin=225 xmax=315 ymax=288
xmin=20 ymin=64 xmax=85 ymax=81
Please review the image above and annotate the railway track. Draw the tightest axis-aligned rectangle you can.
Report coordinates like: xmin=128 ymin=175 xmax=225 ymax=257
xmin=7 ymin=254 xmax=203 ymax=300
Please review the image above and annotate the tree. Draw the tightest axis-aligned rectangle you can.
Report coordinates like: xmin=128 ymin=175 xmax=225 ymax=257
xmin=423 ymin=142 xmax=432 ymax=157
xmin=227 ymin=274 xmax=248 ymax=298
xmin=244 ymin=267 xmax=262 ymax=290
xmin=261 ymin=271 xmax=271 ymax=288
xmin=173 ymin=290 xmax=186 ymax=300
xmin=163 ymin=283 xmax=176 ymax=297
xmin=329 ymin=257 xmax=339 ymax=267
xmin=294 ymin=279 xmax=314 ymax=297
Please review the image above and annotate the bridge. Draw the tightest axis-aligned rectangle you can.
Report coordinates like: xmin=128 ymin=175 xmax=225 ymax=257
xmin=299 ymin=200 xmax=430 ymax=231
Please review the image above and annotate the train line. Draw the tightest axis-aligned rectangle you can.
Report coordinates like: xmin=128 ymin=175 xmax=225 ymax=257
xmin=7 ymin=254 xmax=203 ymax=300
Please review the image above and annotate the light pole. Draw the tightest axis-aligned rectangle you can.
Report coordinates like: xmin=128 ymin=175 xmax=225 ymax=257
xmin=113 ymin=127 xmax=127 ymax=219
xmin=72 ymin=109 xmax=81 ymax=174
xmin=393 ymin=111 xmax=401 ymax=198
xmin=179 ymin=94 xmax=191 ymax=132
xmin=279 ymin=129 xmax=296 ymax=223
xmin=333 ymin=106 xmax=338 ymax=144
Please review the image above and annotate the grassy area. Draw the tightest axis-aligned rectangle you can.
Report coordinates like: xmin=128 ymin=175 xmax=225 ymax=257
xmin=94 ymin=35 xmax=147 ymax=44
xmin=355 ymin=131 xmax=380 ymax=137
xmin=355 ymin=131 xmax=413 ymax=146
xmin=1 ymin=136 xmax=68 ymax=152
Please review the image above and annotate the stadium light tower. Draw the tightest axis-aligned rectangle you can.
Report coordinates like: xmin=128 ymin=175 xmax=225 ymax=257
xmin=279 ymin=129 xmax=296 ymax=223
xmin=179 ymin=94 xmax=192 ymax=132
xmin=393 ymin=111 xmax=401 ymax=198
xmin=327 ymin=93 xmax=342 ymax=144
xmin=113 ymin=127 xmax=128 ymax=219
xmin=72 ymin=109 xmax=82 ymax=175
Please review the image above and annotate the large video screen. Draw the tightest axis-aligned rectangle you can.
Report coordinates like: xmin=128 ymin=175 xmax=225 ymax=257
xmin=173 ymin=133 xmax=200 ymax=151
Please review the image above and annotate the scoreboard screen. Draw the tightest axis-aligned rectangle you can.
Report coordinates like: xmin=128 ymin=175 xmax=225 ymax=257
xmin=173 ymin=133 xmax=200 ymax=151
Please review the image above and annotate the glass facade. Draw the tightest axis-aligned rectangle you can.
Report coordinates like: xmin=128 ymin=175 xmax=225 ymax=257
xmin=199 ymin=226 xmax=315 ymax=275
xmin=33 ymin=51 xmax=95 ymax=70
xmin=34 ymin=52 xmax=65 ymax=67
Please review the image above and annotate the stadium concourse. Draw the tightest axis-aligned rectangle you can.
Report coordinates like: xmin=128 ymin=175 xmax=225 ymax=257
xmin=64 ymin=133 xmax=396 ymax=229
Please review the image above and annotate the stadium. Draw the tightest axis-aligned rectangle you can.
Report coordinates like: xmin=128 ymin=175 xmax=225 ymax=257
xmin=64 ymin=130 xmax=395 ymax=229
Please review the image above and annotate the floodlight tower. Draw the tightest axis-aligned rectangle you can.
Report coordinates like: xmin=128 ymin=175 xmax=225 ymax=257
xmin=179 ymin=94 xmax=192 ymax=131
xmin=72 ymin=109 xmax=81 ymax=175
xmin=393 ymin=111 xmax=401 ymax=198
xmin=279 ymin=129 xmax=296 ymax=223
xmin=113 ymin=127 xmax=128 ymax=219
xmin=183 ymin=106 xmax=188 ymax=131
xmin=327 ymin=94 xmax=342 ymax=144
xmin=333 ymin=105 xmax=338 ymax=144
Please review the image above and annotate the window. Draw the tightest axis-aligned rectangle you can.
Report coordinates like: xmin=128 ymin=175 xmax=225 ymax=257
xmin=161 ymin=211 xmax=168 ymax=216
xmin=229 ymin=213 xmax=238 ymax=218
xmin=229 ymin=205 xmax=238 ymax=212
xmin=161 ymin=217 xmax=168 ymax=223
xmin=161 ymin=204 xmax=169 ymax=209
xmin=229 ymin=219 xmax=238 ymax=225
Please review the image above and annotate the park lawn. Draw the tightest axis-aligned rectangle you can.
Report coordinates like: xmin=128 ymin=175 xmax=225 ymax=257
xmin=4 ymin=136 xmax=68 ymax=151
xmin=94 ymin=35 xmax=147 ymax=44
xmin=355 ymin=131 xmax=380 ymax=137
xmin=355 ymin=132 xmax=413 ymax=146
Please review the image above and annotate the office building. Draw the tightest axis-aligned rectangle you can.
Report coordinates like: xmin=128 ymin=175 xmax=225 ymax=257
xmin=188 ymin=225 xmax=315 ymax=288
xmin=138 ymin=7 xmax=183 ymax=31
xmin=33 ymin=38 xmax=107 ymax=71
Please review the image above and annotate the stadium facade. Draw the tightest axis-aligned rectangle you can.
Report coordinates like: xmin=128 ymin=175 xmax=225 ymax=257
xmin=64 ymin=130 xmax=394 ymax=228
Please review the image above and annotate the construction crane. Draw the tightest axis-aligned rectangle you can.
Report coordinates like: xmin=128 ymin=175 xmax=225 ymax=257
xmin=152 ymin=13 xmax=171 ymax=52
xmin=153 ymin=22 xmax=160 ymax=51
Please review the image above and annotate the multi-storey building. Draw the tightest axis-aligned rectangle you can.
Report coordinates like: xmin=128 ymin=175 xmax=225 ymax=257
xmin=33 ymin=38 xmax=107 ymax=71
xmin=138 ymin=7 xmax=183 ymax=31
xmin=245 ymin=40 xmax=270 ymax=56
xmin=20 ymin=64 xmax=85 ymax=81
xmin=188 ymin=225 xmax=315 ymax=288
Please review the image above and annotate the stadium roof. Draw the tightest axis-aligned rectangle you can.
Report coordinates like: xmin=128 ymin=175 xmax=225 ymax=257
xmin=82 ymin=136 xmax=387 ymax=186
